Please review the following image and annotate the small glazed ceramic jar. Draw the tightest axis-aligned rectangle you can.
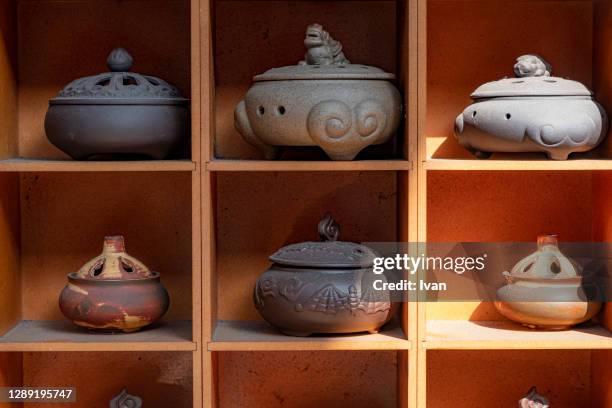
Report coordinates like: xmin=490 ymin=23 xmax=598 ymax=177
xmin=519 ymin=387 xmax=550 ymax=408
xmin=495 ymin=234 xmax=601 ymax=330
xmin=254 ymin=214 xmax=395 ymax=336
xmin=455 ymin=55 xmax=608 ymax=160
xmin=235 ymin=24 xmax=402 ymax=160
xmin=45 ymin=47 xmax=190 ymax=160
xmin=59 ymin=236 xmax=169 ymax=332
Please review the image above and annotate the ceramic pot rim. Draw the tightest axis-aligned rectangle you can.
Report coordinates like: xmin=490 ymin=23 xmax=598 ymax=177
xmin=49 ymin=98 xmax=189 ymax=106
xmin=67 ymin=271 xmax=161 ymax=283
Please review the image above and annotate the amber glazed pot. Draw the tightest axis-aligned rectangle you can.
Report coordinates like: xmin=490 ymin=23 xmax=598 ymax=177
xmin=494 ymin=234 xmax=601 ymax=330
xmin=254 ymin=215 xmax=395 ymax=336
xmin=59 ymin=236 xmax=169 ymax=333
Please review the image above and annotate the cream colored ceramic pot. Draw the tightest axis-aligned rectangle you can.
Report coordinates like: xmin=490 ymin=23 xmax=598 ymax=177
xmin=235 ymin=24 xmax=402 ymax=160
xmin=455 ymin=55 xmax=608 ymax=160
xmin=495 ymin=234 xmax=601 ymax=330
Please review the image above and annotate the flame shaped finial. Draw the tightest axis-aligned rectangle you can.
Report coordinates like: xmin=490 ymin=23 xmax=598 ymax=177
xmin=318 ymin=213 xmax=340 ymax=242
xmin=519 ymin=387 xmax=550 ymax=408
xmin=107 ymin=47 xmax=134 ymax=72
xmin=109 ymin=388 xmax=142 ymax=408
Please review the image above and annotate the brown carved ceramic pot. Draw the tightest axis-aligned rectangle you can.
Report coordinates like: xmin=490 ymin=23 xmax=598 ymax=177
xmin=254 ymin=214 xmax=395 ymax=336
xmin=495 ymin=234 xmax=601 ymax=330
xmin=59 ymin=236 xmax=169 ymax=333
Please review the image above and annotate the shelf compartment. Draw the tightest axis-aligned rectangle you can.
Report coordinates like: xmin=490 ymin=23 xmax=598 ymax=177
xmin=0 ymin=320 xmax=195 ymax=352
xmin=425 ymin=157 xmax=612 ymax=171
xmin=425 ymin=320 xmax=612 ymax=350
xmin=209 ymin=320 xmax=410 ymax=351
xmin=0 ymin=158 xmax=196 ymax=172
xmin=216 ymin=350 xmax=400 ymax=407
xmin=427 ymin=349 xmax=592 ymax=407
xmin=207 ymin=159 xmax=412 ymax=172
xmin=212 ymin=0 xmax=404 ymax=161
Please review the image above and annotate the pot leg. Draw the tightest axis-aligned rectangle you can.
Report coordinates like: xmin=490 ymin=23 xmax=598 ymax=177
xmin=368 ymin=329 xmax=379 ymax=334
xmin=473 ymin=150 xmax=492 ymax=159
xmin=323 ymin=148 xmax=360 ymax=161
xmin=546 ymin=150 xmax=570 ymax=160
xmin=279 ymin=329 xmax=313 ymax=337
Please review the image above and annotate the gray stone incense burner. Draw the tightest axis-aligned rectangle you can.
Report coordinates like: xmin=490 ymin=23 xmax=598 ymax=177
xmin=235 ymin=24 xmax=402 ymax=160
xmin=455 ymin=55 xmax=608 ymax=160
xmin=45 ymin=47 xmax=190 ymax=160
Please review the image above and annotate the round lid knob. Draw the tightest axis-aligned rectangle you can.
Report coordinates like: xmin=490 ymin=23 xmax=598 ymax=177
xmin=107 ymin=47 xmax=134 ymax=72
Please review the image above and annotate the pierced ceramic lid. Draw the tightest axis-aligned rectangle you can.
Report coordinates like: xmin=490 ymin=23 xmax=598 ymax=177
xmin=471 ymin=55 xmax=592 ymax=99
xmin=503 ymin=234 xmax=582 ymax=282
xmin=269 ymin=214 xmax=378 ymax=268
xmin=72 ymin=236 xmax=156 ymax=280
xmin=50 ymin=48 xmax=188 ymax=105
xmin=253 ymin=23 xmax=395 ymax=82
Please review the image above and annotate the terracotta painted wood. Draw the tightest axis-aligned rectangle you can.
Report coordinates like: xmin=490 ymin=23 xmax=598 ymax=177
xmin=426 ymin=0 xmax=593 ymax=159
xmin=18 ymin=0 xmax=191 ymax=159
xmin=209 ymin=320 xmax=410 ymax=351
xmin=0 ymin=352 xmax=21 ymax=408
xmin=426 ymin=320 xmax=612 ymax=350
xmin=591 ymin=350 xmax=612 ymax=408
xmin=0 ymin=0 xmax=17 ymax=160
xmin=0 ymin=159 xmax=195 ymax=172
xmin=427 ymin=350 xmax=590 ymax=407
xmin=22 ymin=352 xmax=193 ymax=408
xmin=206 ymin=160 xmax=412 ymax=172
xmin=19 ymin=172 xmax=192 ymax=321
xmin=592 ymin=171 xmax=612 ymax=406
xmin=425 ymin=157 xmax=612 ymax=171
xmin=593 ymin=0 xmax=612 ymax=159
xmin=0 ymin=173 xmax=20 ymax=336
xmin=0 ymin=320 xmax=194 ymax=352
xmin=217 ymin=351 xmax=398 ymax=408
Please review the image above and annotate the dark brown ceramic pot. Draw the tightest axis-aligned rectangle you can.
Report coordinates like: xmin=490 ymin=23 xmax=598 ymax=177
xmin=254 ymin=215 xmax=395 ymax=336
xmin=45 ymin=48 xmax=190 ymax=160
xmin=59 ymin=236 xmax=169 ymax=333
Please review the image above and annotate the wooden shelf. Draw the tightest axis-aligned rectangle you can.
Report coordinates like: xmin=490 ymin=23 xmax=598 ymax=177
xmin=424 ymin=320 xmax=612 ymax=350
xmin=0 ymin=320 xmax=195 ymax=351
xmin=0 ymin=158 xmax=196 ymax=172
xmin=206 ymin=159 xmax=412 ymax=172
xmin=208 ymin=320 xmax=411 ymax=351
xmin=424 ymin=157 xmax=612 ymax=171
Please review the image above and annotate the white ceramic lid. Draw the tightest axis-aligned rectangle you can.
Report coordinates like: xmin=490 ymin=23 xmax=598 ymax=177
xmin=471 ymin=54 xmax=592 ymax=99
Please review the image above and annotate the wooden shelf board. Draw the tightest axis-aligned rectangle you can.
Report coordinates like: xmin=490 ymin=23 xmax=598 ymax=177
xmin=425 ymin=320 xmax=612 ymax=350
xmin=0 ymin=158 xmax=196 ymax=172
xmin=206 ymin=159 xmax=412 ymax=172
xmin=424 ymin=157 xmax=612 ymax=171
xmin=208 ymin=320 xmax=411 ymax=351
xmin=0 ymin=320 xmax=195 ymax=351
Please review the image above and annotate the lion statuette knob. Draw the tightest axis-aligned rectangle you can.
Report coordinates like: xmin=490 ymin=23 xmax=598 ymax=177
xmin=300 ymin=23 xmax=350 ymax=66
xmin=514 ymin=55 xmax=552 ymax=78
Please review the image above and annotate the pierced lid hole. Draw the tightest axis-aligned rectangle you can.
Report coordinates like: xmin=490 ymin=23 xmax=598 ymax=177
xmin=544 ymin=79 xmax=557 ymax=83
xmin=505 ymin=113 xmax=512 ymax=120
xmin=472 ymin=111 xmax=477 ymax=118
xmin=550 ymin=261 xmax=561 ymax=274
xmin=277 ymin=106 xmax=286 ymax=115
xmin=524 ymin=262 xmax=534 ymax=273
xmin=257 ymin=106 xmax=265 ymax=116
xmin=92 ymin=262 xmax=104 ymax=277
xmin=123 ymin=77 xmax=138 ymax=86
xmin=122 ymin=262 xmax=134 ymax=273
xmin=96 ymin=79 xmax=111 ymax=87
